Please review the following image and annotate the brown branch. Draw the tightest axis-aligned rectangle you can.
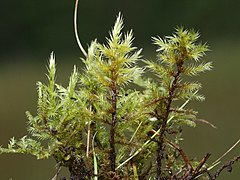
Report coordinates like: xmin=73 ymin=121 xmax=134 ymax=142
xmin=164 ymin=137 xmax=193 ymax=171
xmin=156 ymin=57 xmax=185 ymax=179
xmin=109 ymin=81 xmax=118 ymax=172
xmin=192 ymin=153 xmax=211 ymax=178
xmin=153 ymin=129 xmax=211 ymax=179
xmin=210 ymin=155 xmax=240 ymax=180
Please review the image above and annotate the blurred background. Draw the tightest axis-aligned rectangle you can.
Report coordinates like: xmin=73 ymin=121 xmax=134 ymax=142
xmin=1 ymin=0 xmax=240 ymax=179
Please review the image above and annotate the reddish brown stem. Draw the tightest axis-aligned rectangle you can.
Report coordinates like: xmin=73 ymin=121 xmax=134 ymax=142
xmin=192 ymin=153 xmax=211 ymax=177
xmin=156 ymin=60 xmax=184 ymax=179
xmin=164 ymin=138 xmax=193 ymax=171
xmin=109 ymin=83 xmax=117 ymax=172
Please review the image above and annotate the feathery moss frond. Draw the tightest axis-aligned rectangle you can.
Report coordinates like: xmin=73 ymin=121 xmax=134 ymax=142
xmin=183 ymin=62 xmax=213 ymax=76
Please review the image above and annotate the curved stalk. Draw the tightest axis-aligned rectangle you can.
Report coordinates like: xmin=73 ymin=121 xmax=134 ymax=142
xmin=74 ymin=0 xmax=88 ymax=57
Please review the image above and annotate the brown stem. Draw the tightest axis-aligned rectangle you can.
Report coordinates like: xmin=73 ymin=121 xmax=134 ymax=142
xmin=192 ymin=153 xmax=211 ymax=177
xmin=210 ymin=155 xmax=240 ymax=180
xmin=164 ymin=137 xmax=193 ymax=171
xmin=156 ymin=56 xmax=184 ymax=179
xmin=109 ymin=85 xmax=117 ymax=172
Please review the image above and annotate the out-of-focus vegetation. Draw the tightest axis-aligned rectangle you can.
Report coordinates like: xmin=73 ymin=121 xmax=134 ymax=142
xmin=0 ymin=0 xmax=240 ymax=179
xmin=1 ymin=0 xmax=240 ymax=58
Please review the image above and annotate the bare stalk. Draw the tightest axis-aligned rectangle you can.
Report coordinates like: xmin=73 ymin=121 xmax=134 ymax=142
xmin=210 ymin=138 xmax=240 ymax=170
xmin=51 ymin=166 xmax=62 ymax=180
xmin=74 ymin=0 xmax=88 ymax=58
xmin=86 ymin=121 xmax=91 ymax=158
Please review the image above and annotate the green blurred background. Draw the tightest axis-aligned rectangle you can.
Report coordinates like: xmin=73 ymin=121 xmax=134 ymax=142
xmin=1 ymin=0 xmax=240 ymax=179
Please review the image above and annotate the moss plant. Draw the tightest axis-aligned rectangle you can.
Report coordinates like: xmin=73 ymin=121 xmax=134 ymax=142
xmin=1 ymin=10 xmax=240 ymax=180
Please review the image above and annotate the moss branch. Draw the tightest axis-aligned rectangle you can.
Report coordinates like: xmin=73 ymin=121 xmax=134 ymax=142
xmin=156 ymin=52 xmax=185 ymax=179
xmin=109 ymin=75 xmax=118 ymax=172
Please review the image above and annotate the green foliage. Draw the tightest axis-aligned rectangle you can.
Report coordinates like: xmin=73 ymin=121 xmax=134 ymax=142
xmin=142 ymin=28 xmax=212 ymax=178
xmin=0 ymin=14 xmax=213 ymax=179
